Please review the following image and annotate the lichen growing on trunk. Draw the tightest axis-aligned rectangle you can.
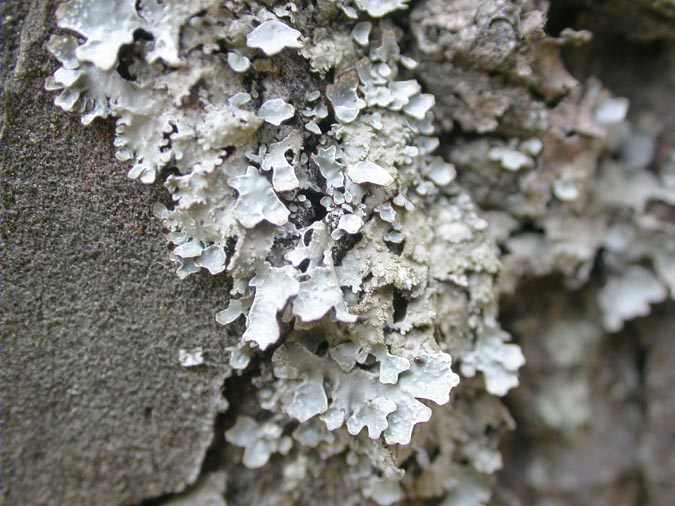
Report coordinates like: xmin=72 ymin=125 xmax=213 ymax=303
xmin=39 ymin=0 xmax=675 ymax=505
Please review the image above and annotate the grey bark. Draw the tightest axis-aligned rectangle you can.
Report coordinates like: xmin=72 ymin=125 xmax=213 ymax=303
xmin=1 ymin=2 xmax=229 ymax=504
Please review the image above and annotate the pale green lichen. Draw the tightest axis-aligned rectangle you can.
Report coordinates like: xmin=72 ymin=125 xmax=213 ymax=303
xmin=47 ymin=0 xmax=525 ymax=503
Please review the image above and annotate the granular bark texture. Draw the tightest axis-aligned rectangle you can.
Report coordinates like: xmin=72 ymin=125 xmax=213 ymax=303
xmin=1 ymin=2 xmax=231 ymax=504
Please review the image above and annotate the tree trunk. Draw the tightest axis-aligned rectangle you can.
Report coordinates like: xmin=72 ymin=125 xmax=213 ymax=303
xmin=2 ymin=1 xmax=675 ymax=505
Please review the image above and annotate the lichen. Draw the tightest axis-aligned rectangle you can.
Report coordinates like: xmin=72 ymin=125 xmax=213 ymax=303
xmin=47 ymin=0 xmax=525 ymax=503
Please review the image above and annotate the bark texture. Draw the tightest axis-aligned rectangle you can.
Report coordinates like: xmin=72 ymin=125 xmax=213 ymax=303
xmin=1 ymin=2 xmax=230 ymax=504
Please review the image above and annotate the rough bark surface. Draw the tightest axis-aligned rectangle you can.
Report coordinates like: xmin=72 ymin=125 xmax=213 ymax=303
xmin=1 ymin=2 xmax=230 ymax=504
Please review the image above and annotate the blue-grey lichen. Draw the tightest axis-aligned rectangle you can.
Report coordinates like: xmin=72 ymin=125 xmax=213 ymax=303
xmin=411 ymin=0 xmax=675 ymax=338
xmin=47 ymin=0 xmax=524 ymax=503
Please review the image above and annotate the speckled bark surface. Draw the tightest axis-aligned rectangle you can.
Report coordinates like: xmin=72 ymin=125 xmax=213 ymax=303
xmin=1 ymin=2 xmax=231 ymax=504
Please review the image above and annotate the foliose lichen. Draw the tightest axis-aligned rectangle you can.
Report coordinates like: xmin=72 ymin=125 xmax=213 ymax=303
xmin=47 ymin=0 xmax=525 ymax=503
